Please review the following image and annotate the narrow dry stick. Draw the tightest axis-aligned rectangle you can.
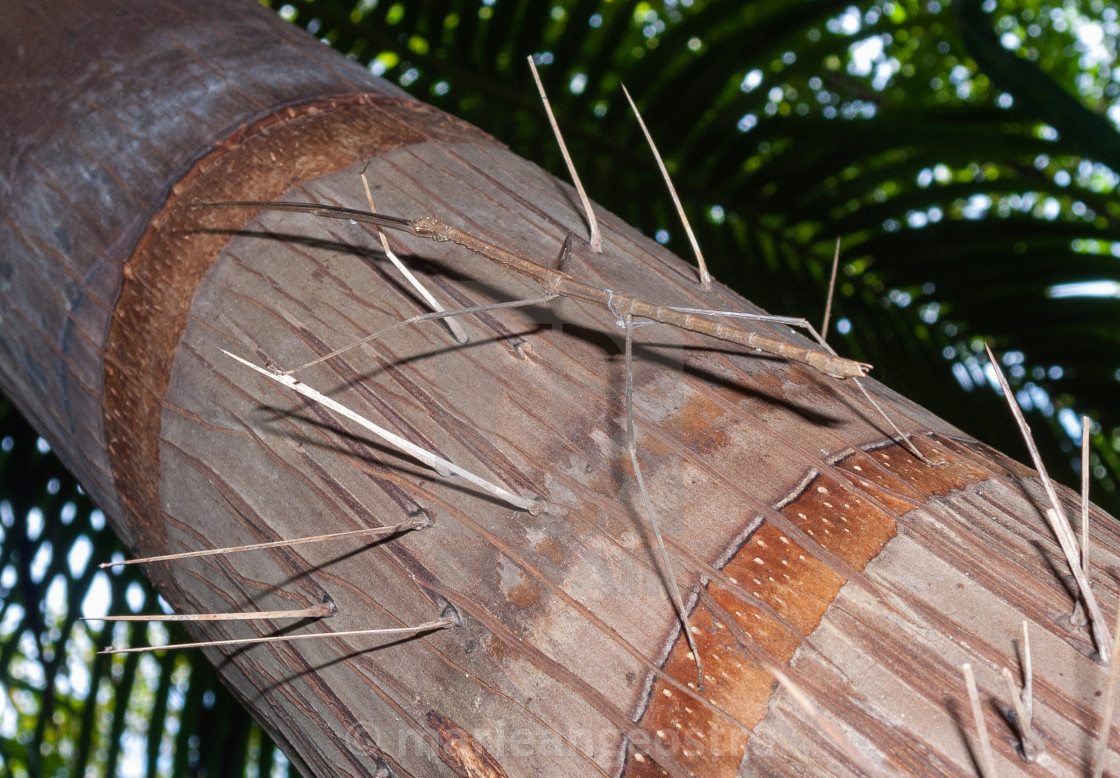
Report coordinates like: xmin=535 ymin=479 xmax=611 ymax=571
xmin=85 ymin=600 xmax=335 ymax=623
xmin=763 ymin=662 xmax=886 ymax=778
xmin=821 ymin=236 xmax=841 ymax=340
xmin=1000 ymin=666 xmax=1040 ymax=762
xmin=621 ymin=85 xmax=711 ymax=289
xmin=963 ymin=663 xmax=998 ymax=778
xmin=985 ymin=344 xmax=1111 ymax=662
xmin=359 ymin=167 xmax=470 ymax=344
xmin=99 ymin=618 xmax=453 ymax=655
xmin=1073 ymin=415 xmax=1092 ymax=628
xmin=1021 ymin=620 xmax=1034 ymax=730
xmin=201 ymin=201 xmax=871 ymax=381
xmin=527 ymin=56 xmax=602 ymax=253
xmin=1082 ymin=414 xmax=1092 ymax=584
xmin=1046 ymin=503 xmax=1102 ymax=635
xmin=624 ymin=313 xmax=703 ymax=690
xmin=100 ymin=517 xmax=427 ymax=569
xmin=1092 ymin=600 xmax=1120 ymax=778
xmin=223 ymin=350 xmax=547 ymax=515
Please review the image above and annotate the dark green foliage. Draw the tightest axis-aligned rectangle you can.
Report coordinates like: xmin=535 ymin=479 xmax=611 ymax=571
xmin=3 ymin=0 xmax=1118 ymax=774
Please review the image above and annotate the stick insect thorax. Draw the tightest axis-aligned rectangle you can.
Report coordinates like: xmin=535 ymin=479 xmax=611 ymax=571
xmin=200 ymin=200 xmax=872 ymax=381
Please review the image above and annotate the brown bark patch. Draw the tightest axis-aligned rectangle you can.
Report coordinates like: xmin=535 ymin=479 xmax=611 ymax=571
xmin=778 ymin=471 xmax=897 ymax=569
xmin=506 ymin=574 xmax=542 ymax=609
xmin=659 ymin=392 xmax=731 ymax=456
xmin=834 ymin=434 xmax=989 ymax=507
xmin=534 ymin=536 xmax=565 ymax=566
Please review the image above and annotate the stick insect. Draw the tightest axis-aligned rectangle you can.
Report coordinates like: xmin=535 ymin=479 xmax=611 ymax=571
xmin=195 ymin=74 xmax=935 ymax=692
xmin=204 ymin=202 xmax=875 ymax=383
xmin=200 ymin=193 xmax=878 ymax=680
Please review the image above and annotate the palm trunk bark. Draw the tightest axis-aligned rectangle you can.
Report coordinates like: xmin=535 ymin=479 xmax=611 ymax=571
xmin=2 ymin=1 xmax=1118 ymax=776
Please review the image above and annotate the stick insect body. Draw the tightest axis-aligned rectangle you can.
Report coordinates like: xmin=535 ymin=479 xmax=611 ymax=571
xmin=202 ymin=200 xmax=872 ymax=382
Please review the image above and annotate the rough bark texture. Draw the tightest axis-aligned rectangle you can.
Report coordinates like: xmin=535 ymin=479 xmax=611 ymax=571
xmin=3 ymin=2 xmax=1119 ymax=777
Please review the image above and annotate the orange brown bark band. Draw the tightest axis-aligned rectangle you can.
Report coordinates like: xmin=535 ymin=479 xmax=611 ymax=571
xmin=622 ymin=433 xmax=1001 ymax=776
xmin=102 ymin=94 xmax=497 ymax=573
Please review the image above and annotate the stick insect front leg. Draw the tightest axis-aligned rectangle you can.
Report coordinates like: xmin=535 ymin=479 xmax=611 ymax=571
xmin=666 ymin=306 xmax=937 ymax=465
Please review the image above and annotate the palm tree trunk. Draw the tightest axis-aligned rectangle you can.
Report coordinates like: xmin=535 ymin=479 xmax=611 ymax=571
xmin=2 ymin=1 xmax=1118 ymax=776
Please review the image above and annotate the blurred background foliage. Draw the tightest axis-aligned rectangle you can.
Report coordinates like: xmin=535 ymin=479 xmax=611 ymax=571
xmin=0 ymin=399 xmax=291 ymax=777
xmin=2 ymin=0 xmax=1118 ymax=774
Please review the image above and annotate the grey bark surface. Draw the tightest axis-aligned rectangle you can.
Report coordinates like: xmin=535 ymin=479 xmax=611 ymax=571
xmin=3 ymin=2 xmax=1119 ymax=777
xmin=0 ymin=0 xmax=391 ymax=531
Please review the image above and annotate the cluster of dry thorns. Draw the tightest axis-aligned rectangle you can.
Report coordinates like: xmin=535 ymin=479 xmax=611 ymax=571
xmin=86 ymin=60 xmax=1120 ymax=776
